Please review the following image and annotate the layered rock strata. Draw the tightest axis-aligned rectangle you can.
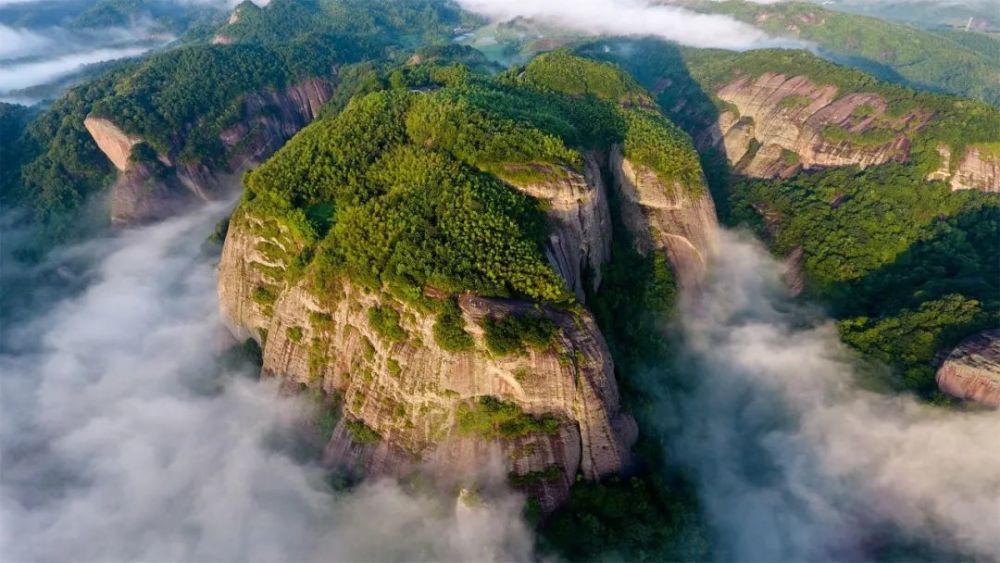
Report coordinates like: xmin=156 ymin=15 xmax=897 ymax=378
xmin=86 ymin=78 xmax=334 ymax=226
xmin=218 ymin=209 xmax=637 ymax=511
xmin=936 ymin=329 xmax=1000 ymax=408
xmin=610 ymin=146 xmax=719 ymax=291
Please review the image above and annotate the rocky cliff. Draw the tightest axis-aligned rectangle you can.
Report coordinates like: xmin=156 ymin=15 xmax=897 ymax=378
xmin=217 ymin=209 xmax=637 ymax=511
xmin=936 ymin=330 xmax=1000 ymax=408
xmin=926 ymin=145 xmax=1000 ymax=193
xmin=508 ymin=156 xmax=612 ymax=301
xmin=701 ymin=72 xmax=927 ymax=180
xmin=83 ymin=116 xmax=143 ymax=171
xmin=610 ymin=146 xmax=718 ymax=292
xmin=87 ymin=78 xmax=334 ymax=226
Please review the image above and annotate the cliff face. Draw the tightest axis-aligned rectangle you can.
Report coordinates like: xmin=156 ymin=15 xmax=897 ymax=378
xmin=610 ymin=146 xmax=719 ymax=291
xmin=217 ymin=211 xmax=637 ymax=511
xmin=936 ymin=330 xmax=1000 ymax=408
xmin=84 ymin=117 xmax=143 ymax=172
xmin=88 ymin=78 xmax=334 ymax=226
xmin=701 ymin=73 xmax=925 ymax=179
xmin=927 ymin=145 xmax=1000 ymax=193
xmin=508 ymin=155 xmax=612 ymax=301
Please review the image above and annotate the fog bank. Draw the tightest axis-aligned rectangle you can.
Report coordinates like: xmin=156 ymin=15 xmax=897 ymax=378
xmin=663 ymin=231 xmax=1000 ymax=560
xmin=0 ymin=205 xmax=533 ymax=562
xmin=456 ymin=0 xmax=802 ymax=50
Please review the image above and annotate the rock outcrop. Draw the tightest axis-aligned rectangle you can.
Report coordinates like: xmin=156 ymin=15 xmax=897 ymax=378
xmin=936 ymin=330 xmax=1000 ymax=408
xmin=508 ymin=156 xmax=612 ymax=301
xmin=88 ymin=78 xmax=334 ymax=226
xmin=701 ymin=73 xmax=928 ymax=180
xmin=927 ymin=145 xmax=1000 ymax=193
xmin=610 ymin=146 xmax=719 ymax=291
xmin=218 ymin=211 xmax=637 ymax=511
xmin=83 ymin=117 xmax=142 ymax=171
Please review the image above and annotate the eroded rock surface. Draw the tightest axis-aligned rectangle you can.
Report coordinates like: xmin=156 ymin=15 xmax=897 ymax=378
xmin=611 ymin=146 xmax=719 ymax=291
xmin=702 ymin=73 xmax=928 ymax=180
xmin=218 ymin=211 xmax=637 ymax=511
xmin=927 ymin=145 xmax=1000 ymax=193
xmin=88 ymin=78 xmax=334 ymax=226
xmin=936 ymin=330 xmax=1000 ymax=408
xmin=508 ymin=155 xmax=612 ymax=301
xmin=83 ymin=117 xmax=142 ymax=171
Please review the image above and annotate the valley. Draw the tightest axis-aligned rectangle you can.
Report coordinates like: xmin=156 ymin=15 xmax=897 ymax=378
xmin=1 ymin=1 xmax=998 ymax=561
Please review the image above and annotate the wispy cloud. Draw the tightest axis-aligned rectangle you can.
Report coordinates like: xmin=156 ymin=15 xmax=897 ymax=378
xmin=0 ymin=204 xmax=533 ymax=562
xmin=660 ymin=230 xmax=1000 ymax=560
xmin=0 ymin=45 xmax=148 ymax=93
xmin=455 ymin=0 xmax=802 ymax=50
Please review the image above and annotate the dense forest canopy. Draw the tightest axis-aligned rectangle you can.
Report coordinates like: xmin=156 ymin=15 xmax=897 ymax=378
xmin=238 ymin=52 xmax=706 ymax=307
xmin=581 ymin=37 xmax=1000 ymax=397
xmin=1 ymin=0 xmax=472 ymax=246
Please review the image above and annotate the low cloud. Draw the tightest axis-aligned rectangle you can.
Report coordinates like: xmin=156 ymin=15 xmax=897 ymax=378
xmin=0 ymin=24 xmax=54 ymax=60
xmin=0 ymin=45 xmax=149 ymax=93
xmin=455 ymin=0 xmax=802 ymax=50
xmin=0 ymin=204 xmax=533 ymax=562
xmin=660 ymin=230 xmax=1000 ymax=560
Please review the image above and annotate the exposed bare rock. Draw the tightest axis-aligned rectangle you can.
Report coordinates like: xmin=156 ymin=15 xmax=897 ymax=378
xmin=83 ymin=117 xmax=142 ymax=171
xmin=217 ymin=208 xmax=304 ymax=341
xmin=610 ymin=145 xmax=719 ymax=291
xmin=706 ymin=73 xmax=927 ymax=179
xmin=220 ymin=78 xmax=333 ymax=172
xmin=928 ymin=145 xmax=1000 ymax=193
xmin=218 ymin=213 xmax=636 ymax=511
xmin=87 ymin=78 xmax=334 ymax=226
xmin=936 ymin=330 xmax=1000 ymax=408
xmin=507 ymin=155 xmax=611 ymax=300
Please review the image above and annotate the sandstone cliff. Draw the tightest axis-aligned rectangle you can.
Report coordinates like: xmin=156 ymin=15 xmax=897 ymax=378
xmin=84 ymin=117 xmax=144 ymax=172
xmin=610 ymin=146 xmax=719 ymax=291
xmin=507 ymin=156 xmax=612 ymax=301
xmin=701 ymin=73 xmax=928 ymax=180
xmin=926 ymin=145 xmax=1000 ymax=193
xmin=936 ymin=330 xmax=1000 ymax=408
xmin=218 ymin=210 xmax=637 ymax=511
xmin=88 ymin=78 xmax=334 ymax=226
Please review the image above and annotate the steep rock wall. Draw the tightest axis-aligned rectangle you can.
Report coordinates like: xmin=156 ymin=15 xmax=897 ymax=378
xmin=702 ymin=73 xmax=926 ymax=180
xmin=936 ymin=329 xmax=1000 ymax=408
xmin=89 ymin=78 xmax=334 ymax=226
xmin=218 ymin=213 xmax=637 ymax=511
xmin=508 ymin=155 xmax=611 ymax=301
xmin=83 ymin=117 xmax=142 ymax=172
xmin=927 ymin=145 xmax=1000 ymax=193
xmin=610 ymin=146 xmax=719 ymax=291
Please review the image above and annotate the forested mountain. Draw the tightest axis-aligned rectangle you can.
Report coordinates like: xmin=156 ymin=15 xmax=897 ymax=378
xmin=1 ymin=0 xmax=469 ymax=246
xmin=666 ymin=0 xmax=1000 ymax=106
xmin=585 ymin=38 xmax=999 ymax=396
xmin=3 ymin=1 xmax=999 ymax=561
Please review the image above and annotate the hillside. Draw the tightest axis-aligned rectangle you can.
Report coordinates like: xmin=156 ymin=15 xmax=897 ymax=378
xmin=586 ymin=38 xmax=1000 ymax=397
xmin=665 ymin=0 xmax=1000 ymax=106
xmin=216 ymin=52 xmax=714 ymax=530
xmin=1 ymin=0 xmax=467 ymax=245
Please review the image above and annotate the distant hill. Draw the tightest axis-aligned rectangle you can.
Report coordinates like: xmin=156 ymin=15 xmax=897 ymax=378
xmin=666 ymin=0 xmax=1000 ymax=106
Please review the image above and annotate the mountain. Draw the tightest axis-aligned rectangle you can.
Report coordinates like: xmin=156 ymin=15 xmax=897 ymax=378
xmin=812 ymin=0 xmax=998 ymax=32
xmin=586 ymin=38 xmax=999 ymax=397
xmin=4 ymin=1 xmax=1000 ymax=560
xmin=665 ymin=0 xmax=1000 ymax=106
xmin=1 ymin=0 xmax=467 ymax=246
xmin=216 ymin=51 xmax=717 ymax=513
